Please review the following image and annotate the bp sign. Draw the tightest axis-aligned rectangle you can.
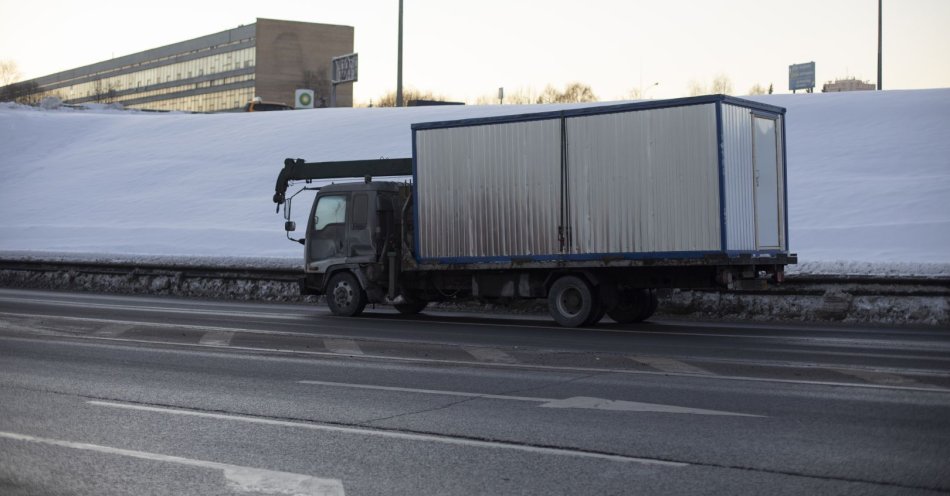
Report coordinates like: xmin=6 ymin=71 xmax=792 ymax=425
xmin=295 ymin=89 xmax=315 ymax=109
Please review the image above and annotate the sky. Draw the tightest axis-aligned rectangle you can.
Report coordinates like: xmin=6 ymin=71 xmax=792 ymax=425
xmin=1 ymin=0 xmax=948 ymax=104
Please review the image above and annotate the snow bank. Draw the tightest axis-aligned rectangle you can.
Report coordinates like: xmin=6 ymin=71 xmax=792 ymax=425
xmin=1 ymin=90 xmax=948 ymax=275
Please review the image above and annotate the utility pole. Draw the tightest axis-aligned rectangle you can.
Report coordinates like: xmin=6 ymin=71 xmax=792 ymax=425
xmin=396 ymin=0 xmax=404 ymax=107
xmin=877 ymin=0 xmax=883 ymax=90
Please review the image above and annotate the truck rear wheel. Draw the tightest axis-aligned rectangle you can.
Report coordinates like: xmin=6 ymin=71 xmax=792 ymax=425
xmin=606 ymin=289 xmax=658 ymax=324
xmin=548 ymin=275 xmax=598 ymax=328
xmin=326 ymin=272 xmax=367 ymax=317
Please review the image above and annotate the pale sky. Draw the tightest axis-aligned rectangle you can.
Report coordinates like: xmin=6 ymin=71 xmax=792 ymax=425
xmin=1 ymin=0 xmax=948 ymax=103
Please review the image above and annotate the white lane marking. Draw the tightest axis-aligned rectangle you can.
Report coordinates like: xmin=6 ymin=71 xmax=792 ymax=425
xmin=300 ymin=380 xmax=542 ymax=402
xmin=323 ymin=339 xmax=363 ymax=355
xmin=834 ymin=368 xmax=920 ymax=386
xmin=199 ymin=331 xmax=235 ymax=347
xmin=538 ymin=397 xmax=759 ymax=416
xmin=297 ymin=380 xmax=761 ymax=417
xmin=630 ymin=356 xmax=713 ymax=375
xmin=93 ymin=324 xmax=135 ymax=337
xmin=6 ymin=295 xmax=950 ymax=352
xmin=2 ymin=333 xmax=947 ymax=395
xmin=463 ymin=347 xmax=519 ymax=364
xmin=88 ymin=400 xmax=687 ymax=467
xmin=0 ymin=430 xmax=344 ymax=496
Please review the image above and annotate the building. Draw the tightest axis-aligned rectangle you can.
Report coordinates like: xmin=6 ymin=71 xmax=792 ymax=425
xmin=2 ymin=18 xmax=353 ymax=112
xmin=822 ymin=77 xmax=876 ymax=93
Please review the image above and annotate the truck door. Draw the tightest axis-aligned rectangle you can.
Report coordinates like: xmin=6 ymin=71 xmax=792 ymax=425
xmin=753 ymin=115 xmax=782 ymax=250
xmin=307 ymin=194 xmax=348 ymax=267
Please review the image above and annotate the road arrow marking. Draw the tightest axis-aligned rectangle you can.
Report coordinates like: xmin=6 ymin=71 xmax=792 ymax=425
xmin=297 ymin=380 xmax=761 ymax=417
xmin=0 ymin=430 xmax=345 ymax=496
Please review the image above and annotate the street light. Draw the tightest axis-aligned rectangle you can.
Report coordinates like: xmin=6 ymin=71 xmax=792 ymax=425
xmin=877 ymin=0 xmax=883 ymax=90
xmin=396 ymin=0 xmax=404 ymax=107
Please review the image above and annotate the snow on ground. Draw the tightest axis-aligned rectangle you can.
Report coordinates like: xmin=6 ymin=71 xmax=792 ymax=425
xmin=1 ymin=90 xmax=948 ymax=275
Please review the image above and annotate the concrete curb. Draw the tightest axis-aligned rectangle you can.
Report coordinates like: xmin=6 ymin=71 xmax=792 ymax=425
xmin=1 ymin=259 xmax=947 ymax=327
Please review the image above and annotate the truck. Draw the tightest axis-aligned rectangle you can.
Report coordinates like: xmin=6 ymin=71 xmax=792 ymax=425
xmin=273 ymin=95 xmax=796 ymax=327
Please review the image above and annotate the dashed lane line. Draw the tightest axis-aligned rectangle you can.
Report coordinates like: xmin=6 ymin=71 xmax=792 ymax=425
xmin=93 ymin=324 xmax=135 ymax=337
xmin=463 ymin=347 xmax=519 ymax=364
xmin=323 ymin=338 xmax=363 ymax=355
xmin=199 ymin=331 xmax=235 ymax=347
xmin=0 ymin=430 xmax=345 ymax=496
xmin=630 ymin=356 xmax=714 ymax=375
xmin=833 ymin=368 xmax=920 ymax=387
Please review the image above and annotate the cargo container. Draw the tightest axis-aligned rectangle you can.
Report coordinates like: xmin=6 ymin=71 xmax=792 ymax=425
xmin=273 ymin=95 xmax=796 ymax=326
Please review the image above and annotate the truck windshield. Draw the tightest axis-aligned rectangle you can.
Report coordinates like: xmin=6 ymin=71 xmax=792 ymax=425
xmin=314 ymin=195 xmax=347 ymax=230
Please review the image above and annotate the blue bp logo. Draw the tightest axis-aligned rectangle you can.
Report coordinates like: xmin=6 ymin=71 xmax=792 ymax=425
xmin=298 ymin=92 xmax=313 ymax=107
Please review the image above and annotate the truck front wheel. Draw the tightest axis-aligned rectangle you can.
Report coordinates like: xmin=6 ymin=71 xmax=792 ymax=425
xmin=326 ymin=272 xmax=367 ymax=317
xmin=606 ymin=289 xmax=658 ymax=324
xmin=548 ymin=275 xmax=598 ymax=328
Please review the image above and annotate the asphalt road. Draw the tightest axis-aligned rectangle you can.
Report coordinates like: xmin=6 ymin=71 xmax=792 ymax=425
xmin=0 ymin=288 xmax=948 ymax=495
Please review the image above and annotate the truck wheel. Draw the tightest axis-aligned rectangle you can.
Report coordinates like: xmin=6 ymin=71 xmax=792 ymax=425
xmin=326 ymin=272 xmax=367 ymax=317
xmin=606 ymin=289 xmax=658 ymax=324
xmin=548 ymin=275 xmax=597 ymax=328
xmin=585 ymin=303 xmax=607 ymax=326
xmin=394 ymin=300 xmax=428 ymax=315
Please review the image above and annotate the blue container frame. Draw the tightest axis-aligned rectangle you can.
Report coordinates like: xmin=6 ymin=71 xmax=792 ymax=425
xmin=410 ymin=94 xmax=788 ymax=265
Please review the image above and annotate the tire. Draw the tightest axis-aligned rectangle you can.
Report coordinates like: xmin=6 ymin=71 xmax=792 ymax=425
xmin=584 ymin=302 xmax=607 ymax=326
xmin=394 ymin=300 xmax=428 ymax=315
xmin=325 ymin=272 xmax=367 ymax=317
xmin=606 ymin=289 xmax=658 ymax=324
xmin=547 ymin=275 xmax=597 ymax=328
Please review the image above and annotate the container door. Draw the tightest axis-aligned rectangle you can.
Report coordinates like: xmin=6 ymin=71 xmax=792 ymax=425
xmin=753 ymin=115 xmax=781 ymax=249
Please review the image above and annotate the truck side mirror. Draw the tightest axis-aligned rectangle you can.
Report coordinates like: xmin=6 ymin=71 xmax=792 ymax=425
xmin=285 ymin=221 xmax=296 ymax=232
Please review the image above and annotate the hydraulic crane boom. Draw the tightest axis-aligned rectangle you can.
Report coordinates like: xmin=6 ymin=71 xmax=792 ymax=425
xmin=272 ymin=157 xmax=413 ymax=206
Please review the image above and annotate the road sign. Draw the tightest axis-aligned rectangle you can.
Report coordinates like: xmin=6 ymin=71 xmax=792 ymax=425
xmin=789 ymin=62 xmax=816 ymax=92
xmin=295 ymin=89 xmax=314 ymax=109
xmin=331 ymin=53 xmax=358 ymax=84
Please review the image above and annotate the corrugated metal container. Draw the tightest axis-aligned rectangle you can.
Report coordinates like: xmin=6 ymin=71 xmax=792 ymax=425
xmin=411 ymin=95 xmax=788 ymax=264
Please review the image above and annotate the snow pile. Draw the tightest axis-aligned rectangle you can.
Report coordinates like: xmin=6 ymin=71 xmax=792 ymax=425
xmin=1 ymin=90 xmax=948 ymax=275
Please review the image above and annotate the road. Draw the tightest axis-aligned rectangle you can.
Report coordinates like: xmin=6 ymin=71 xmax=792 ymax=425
xmin=0 ymin=288 xmax=948 ymax=495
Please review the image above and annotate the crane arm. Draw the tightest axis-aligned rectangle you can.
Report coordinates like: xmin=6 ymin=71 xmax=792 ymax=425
xmin=273 ymin=157 xmax=413 ymax=206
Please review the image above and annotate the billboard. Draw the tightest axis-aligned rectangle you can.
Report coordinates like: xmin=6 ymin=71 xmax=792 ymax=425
xmin=789 ymin=62 xmax=816 ymax=91
xmin=331 ymin=53 xmax=358 ymax=84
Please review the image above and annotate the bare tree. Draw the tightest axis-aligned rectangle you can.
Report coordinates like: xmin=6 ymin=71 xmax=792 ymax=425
xmin=536 ymin=82 xmax=597 ymax=104
xmin=625 ymin=87 xmax=643 ymax=100
xmin=747 ymin=83 xmax=767 ymax=95
xmin=711 ymin=74 xmax=733 ymax=95
xmin=688 ymin=75 xmax=734 ymax=96
xmin=0 ymin=60 xmax=21 ymax=86
xmin=687 ymin=79 xmax=706 ymax=96
xmin=373 ymin=88 xmax=449 ymax=107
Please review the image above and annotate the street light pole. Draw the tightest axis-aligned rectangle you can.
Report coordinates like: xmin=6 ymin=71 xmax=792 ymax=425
xmin=877 ymin=0 xmax=883 ymax=90
xmin=396 ymin=0 xmax=404 ymax=107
